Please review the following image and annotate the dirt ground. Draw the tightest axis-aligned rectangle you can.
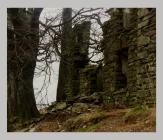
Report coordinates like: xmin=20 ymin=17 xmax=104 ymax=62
xmin=14 ymin=104 xmax=156 ymax=132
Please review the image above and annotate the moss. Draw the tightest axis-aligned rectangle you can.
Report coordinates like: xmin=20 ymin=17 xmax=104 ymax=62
xmin=63 ymin=111 xmax=108 ymax=131
xmin=123 ymin=104 xmax=150 ymax=123
xmin=76 ymin=123 xmax=99 ymax=132
xmin=67 ymin=103 xmax=89 ymax=113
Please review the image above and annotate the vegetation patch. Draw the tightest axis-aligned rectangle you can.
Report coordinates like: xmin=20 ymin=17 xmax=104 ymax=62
xmin=62 ymin=111 xmax=108 ymax=131
xmin=76 ymin=123 xmax=100 ymax=132
xmin=123 ymin=105 xmax=150 ymax=123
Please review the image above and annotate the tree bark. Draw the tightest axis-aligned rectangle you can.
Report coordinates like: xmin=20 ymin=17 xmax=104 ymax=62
xmin=7 ymin=8 xmax=43 ymax=121
xmin=56 ymin=8 xmax=72 ymax=101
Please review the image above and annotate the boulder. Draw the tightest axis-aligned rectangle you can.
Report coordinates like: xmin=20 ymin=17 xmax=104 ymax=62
xmin=79 ymin=95 xmax=97 ymax=103
xmin=67 ymin=103 xmax=89 ymax=113
xmin=51 ymin=102 xmax=67 ymax=112
xmin=79 ymin=92 xmax=104 ymax=104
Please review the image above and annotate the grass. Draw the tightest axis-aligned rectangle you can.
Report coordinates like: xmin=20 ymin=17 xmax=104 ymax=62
xmin=76 ymin=123 xmax=100 ymax=132
xmin=123 ymin=104 xmax=150 ymax=123
xmin=63 ymin=111 xmax=108 ymax=131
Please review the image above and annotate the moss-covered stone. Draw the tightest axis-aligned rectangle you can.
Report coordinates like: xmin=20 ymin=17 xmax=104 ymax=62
xmin=137 ymin=35 xmax=150 ymax=46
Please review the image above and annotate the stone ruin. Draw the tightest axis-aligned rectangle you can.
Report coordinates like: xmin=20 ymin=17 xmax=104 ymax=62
xmin=101 ymin=8 xmax=156 ymax=107
xmin=64 ymin=8 xmax=156 ymax=108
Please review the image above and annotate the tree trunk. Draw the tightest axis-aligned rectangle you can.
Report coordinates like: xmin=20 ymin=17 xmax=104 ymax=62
xmin=7 ymin=8 xmax=42 ymax=121
xmin=56 ymin=8 xmax=72 ymax=101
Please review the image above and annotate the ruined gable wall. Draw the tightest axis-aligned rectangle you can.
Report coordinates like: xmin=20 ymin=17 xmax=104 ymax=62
xmin=102 ymin=8 xmax=156 ymax=107
xmin=102 ymin=9 xmax=126 ymax=94
xmin=65 ymin=21 xmax=91 ymax=100
xmin=127 ymin=8 xmax=156 ymax=106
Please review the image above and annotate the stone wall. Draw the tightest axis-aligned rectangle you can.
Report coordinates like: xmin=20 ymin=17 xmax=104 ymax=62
xmin=79 ymin=65 xmax=97 ymax=96
xmin=79 ymin=65 xmax=103 ymax=96
xmin=127 ymin=8 xmax=156 ymax=106
xmin=102 ymin=9 xmax=125 ymax=94
xmin=102 ymin=8 xmax=156 ymax=107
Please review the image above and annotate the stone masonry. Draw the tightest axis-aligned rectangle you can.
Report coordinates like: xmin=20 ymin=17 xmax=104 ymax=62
xmin=102 ymin=8 xmax=156 ymax=107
